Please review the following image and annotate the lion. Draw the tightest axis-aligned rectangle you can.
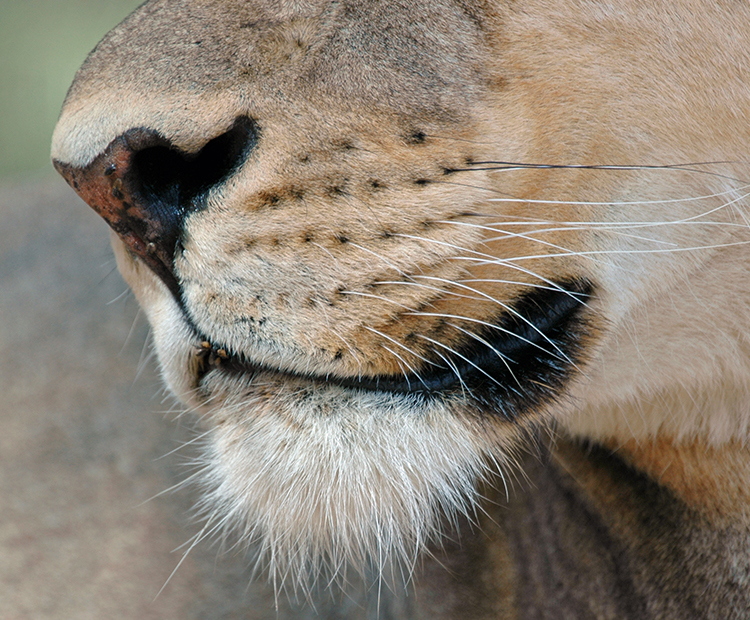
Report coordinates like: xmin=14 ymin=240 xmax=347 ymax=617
xmin=51 ymin=0 xmax=750 ymax=617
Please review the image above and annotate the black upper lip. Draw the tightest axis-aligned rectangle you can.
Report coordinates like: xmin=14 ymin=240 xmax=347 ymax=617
xmin=198 ymin=279 xmax=593 ymax=416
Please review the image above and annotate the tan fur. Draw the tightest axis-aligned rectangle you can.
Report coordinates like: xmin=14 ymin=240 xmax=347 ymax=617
xmin=53 ymin=0 xmax=750 ymax=616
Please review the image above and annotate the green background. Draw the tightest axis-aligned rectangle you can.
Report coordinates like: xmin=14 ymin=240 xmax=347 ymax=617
xmin=0 ymin=0 xmax=143 ymax=179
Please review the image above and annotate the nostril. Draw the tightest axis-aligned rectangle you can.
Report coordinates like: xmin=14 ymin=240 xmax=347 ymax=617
xmin=129 ymin=116 xmax=258 ymax=212
xmin=54 ymin=116 xmax=258 ymax=303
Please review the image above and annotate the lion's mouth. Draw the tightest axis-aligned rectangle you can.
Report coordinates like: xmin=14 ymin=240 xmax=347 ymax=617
xmin=192 ymin=280 xmax=592 ymax=419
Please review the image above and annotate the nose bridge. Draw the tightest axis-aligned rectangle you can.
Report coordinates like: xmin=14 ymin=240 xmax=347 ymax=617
xmin=50 ymin=0 xmax=248 ymax=168
xmin=51 ymin=87 xmax=248 ymax=169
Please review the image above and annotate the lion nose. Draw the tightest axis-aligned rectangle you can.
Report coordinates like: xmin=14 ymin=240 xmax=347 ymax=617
xmin=53 ymin=117 xmax=258 ymax=298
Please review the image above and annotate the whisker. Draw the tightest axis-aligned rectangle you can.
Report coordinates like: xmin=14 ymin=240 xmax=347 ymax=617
xmin=327 ymin=328 xmax=365 ymax=373
xmin=348 ymin=242 xmax=408 ymax=276
xmin=425 ymin=346 xmax=471 ymax=398
xmin=416 ymin=333 xmax=504 ymax=389
xmin=449 ymin=219 xmax=750 ymax=231
xmin=389 ymin=354 xmax=412 ymax=387
xmin=154 ymin=512 xmax=220 ymax=601
xmin=405 ymin=311 xmax=564 ymax=362
xmin=340 ymin=289 xmax=419 ymax=312
xmin=362 ymin=325 xmax=442 ymax=370
xmin=396 ymin=257 xmax=591 ymax=310
xmin=487 ymin=183 xmax=750 ymax=206
xmin=310 ymin=241 xmax=344 ymax=272
xmin=445 ymin=213 xmax=750 ymax=228
xmin=107 ymin=286 xmax=133 ymax=305
xmin=409 ymin=275 xmax=574 ymax=362
xmin=447 ymin=322 xmax=523 ymax=390
xmin=490 ymin=227 xmax=680 ymax=248
xmin=431 ymin=177 xmax=750 ymax=212
xmin=349 ymin=228 xmax=587 ymax=304
xmin=471 ymin=239 xmax=750 ymax=261
xmin=437 ymin=219 xmax=692 ymax=248
xmin=134 ymin=326 xmax=156 ymax=384
xmin=372 ymin=279 xmax=494 ymax=304
xmin=457 ymin=277 xmax=590 ymax=298
xmin=392 ymin=232 xmax=508 ymax=262
xmin=154 ymin=428 xmax=215 ymax=461
xmin=446 ymin=222 xmax=615 ymax=262
xmin=380 ymin=344 xmax=429 ymax=391
xmin=463 ymin=160 xmax=750 ymax=184
xmin=137 ymin=465 xmax=212 ymax=506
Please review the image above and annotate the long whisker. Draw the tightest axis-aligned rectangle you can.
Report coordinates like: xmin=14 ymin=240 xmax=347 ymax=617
xmin=440 ymin=221 xmax=615 ymax=262
xmin=380 ymin=344 xmax=430 ymax=390
xmin=438 ymin=219 xmax=693 ymax=249
xmin=462 ymin=160 xmax=750 ymax=184
xmin=405 ymin=311 xmax=564 ymax=362
xmin=340 ymin=290 xmax=420 ymax=312
xmin=456 ymin=278 xmax=588 ymax=296
xmin=154 ymin=511 xmax=221 ymax=601
xmin=348 ymin=242 xmax=409 ymax=276
xmin=486 ymin=183 xmax=750 ymax=206
xmin=429 ymin=177 xmax=750 ymax=214
xmin=154 ymin=428 xmax=215 ymax=461
xmin=137 ymin=465 xmax=212 ymax=506
xmin=487 ymin=189 xmax=750 ymax=225
xmin=470 ymin=239 xmax=750 ymax=262
xmin=420 ymin=137 xmax=750 ymax=177
xmin=372 ymin=279 xmax=495 ymax=304
xmin=448 ymin=218 xmax=750 ymax=231
xmin=408 ymin=275 xmax=575 ymax=362
xmin=444 ymin=213 xmax=750 ymax=228
xmin=416 ymin=333 xmax=505 ymax=389
xmin=425 ymin=346 xmax=471 ymax=398
xmin=389 ymin=233 xmax=592 ymax=296
xmin=362 ymin=325 xmax=442 ymax=370
xmin=447 ymin=322 xmax=524 ymax=390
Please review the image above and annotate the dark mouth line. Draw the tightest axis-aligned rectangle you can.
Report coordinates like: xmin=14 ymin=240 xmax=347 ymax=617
xmin=194 ymin=279 xmax=593 ymax=402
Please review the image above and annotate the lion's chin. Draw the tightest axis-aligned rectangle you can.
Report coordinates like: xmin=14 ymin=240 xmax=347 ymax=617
xmin=191 ymin=368 xmax=520 ymax=590
xmin=112 ymin=241 xmax=496 ymax=584
xmin=112 ymin=235 xmax=562 ymax=588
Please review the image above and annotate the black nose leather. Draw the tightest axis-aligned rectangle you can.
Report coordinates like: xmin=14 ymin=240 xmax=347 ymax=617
xmin=54 ymin=117 xmax=258 ymax=299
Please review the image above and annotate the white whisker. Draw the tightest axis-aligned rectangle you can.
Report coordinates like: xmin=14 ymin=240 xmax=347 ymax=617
xmin=447 ymin=322 xmax=523 ymax=389
xmin=473 ymin=239 xmax=750 ymax=262
xmin=416 ymin=333 xmax=504 ymax=389
xmin=463 ymin=159 xmax=750 ymax=184
xmin=348 ymin=242 xmax=408 ymax=276
xmin=362 ymin=325 xmax=440 ymax=369
xmin=483 ymin=183 xmax=750 ymax=207
xmin=381 ymin=344 xmax=429 ymax=390
xmin=409 ymin=275 xmax=574 ymax=362
xmin=405 ymin=311 xmax=564 ymax=362
xmin=425 ymin=346 xmax=471 ymax=398
xmin=340 ymin=289 xmax=419 ymax=312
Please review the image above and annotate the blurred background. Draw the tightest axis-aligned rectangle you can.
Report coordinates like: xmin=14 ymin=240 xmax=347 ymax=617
xmin=0 ymin=4 xmax=374 ymax=617
xmin=0 ymin=0 xmax=142 ymax=179
xmin=0 ymin=3 xmax=291 ymax=618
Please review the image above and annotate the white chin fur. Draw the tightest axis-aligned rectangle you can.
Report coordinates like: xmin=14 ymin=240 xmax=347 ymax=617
xmin=112 ymin=237 xmax=504 ymax=588
xmin=195 ymin=372 xmax=498 ymax=590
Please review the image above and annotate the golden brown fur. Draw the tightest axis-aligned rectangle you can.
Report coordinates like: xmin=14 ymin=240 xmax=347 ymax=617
xmin=52 ymin=1 xmax=750 ymax=617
